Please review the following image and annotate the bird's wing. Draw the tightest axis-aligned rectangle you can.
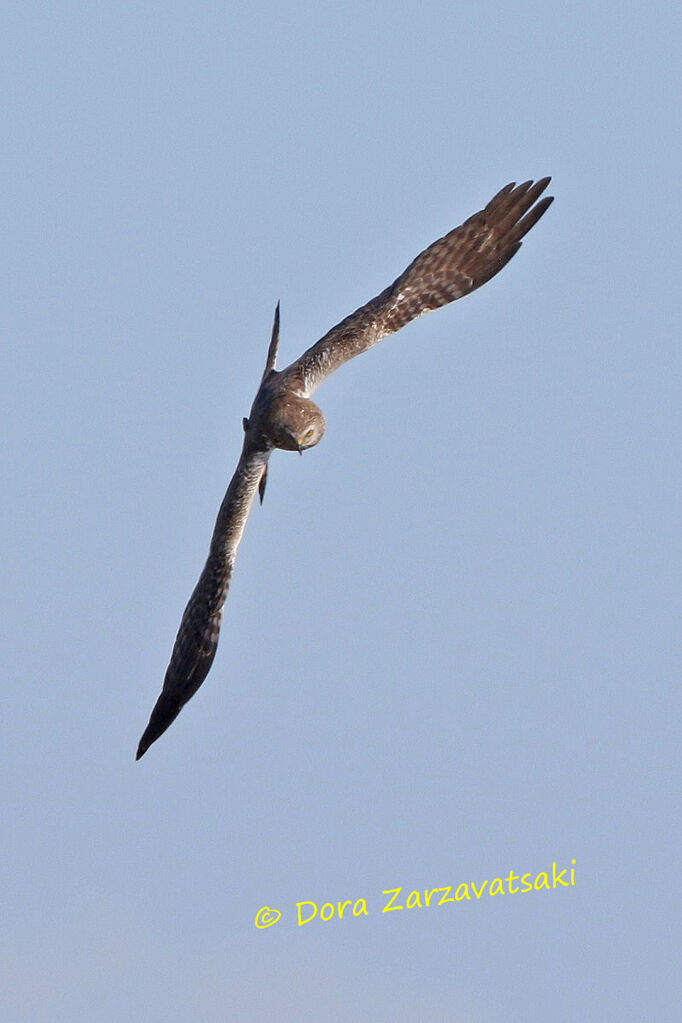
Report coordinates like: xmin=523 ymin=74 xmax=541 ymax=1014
xmin=279 ymin=179 xmax=553 ymax=397
xmin=136 ymin=445 xmax=267 ymax=759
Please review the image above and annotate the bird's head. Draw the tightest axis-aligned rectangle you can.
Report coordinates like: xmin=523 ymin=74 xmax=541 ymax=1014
xmin=270 ymin=395 xmax=325 ymax=453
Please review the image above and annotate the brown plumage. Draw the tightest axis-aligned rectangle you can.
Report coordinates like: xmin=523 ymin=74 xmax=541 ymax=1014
xmin=136 ymin=177 xmax=553 ymax=759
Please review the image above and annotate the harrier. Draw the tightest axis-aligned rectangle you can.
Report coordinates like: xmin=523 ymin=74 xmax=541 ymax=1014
xmin=137 ymin=177 xmax=553 ymax=759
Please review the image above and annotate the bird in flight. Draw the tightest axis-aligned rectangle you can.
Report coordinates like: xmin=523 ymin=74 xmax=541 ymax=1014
xmin=136 ymin=177 xmax=553 ymax=759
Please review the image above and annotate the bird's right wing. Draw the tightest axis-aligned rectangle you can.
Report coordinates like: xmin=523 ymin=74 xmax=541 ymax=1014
xmin=136 ymin=444 xmax=267 ymax=759
xmin=280 ymin=178 xmax=553 ymax=397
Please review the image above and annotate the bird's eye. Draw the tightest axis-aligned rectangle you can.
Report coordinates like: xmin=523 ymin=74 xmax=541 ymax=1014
xmin=304 ymin=427 xmax=314 ymax=439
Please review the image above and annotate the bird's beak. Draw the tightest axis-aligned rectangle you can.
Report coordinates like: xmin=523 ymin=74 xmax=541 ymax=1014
xmin=296 ymin=439 xmax=304 ymax=455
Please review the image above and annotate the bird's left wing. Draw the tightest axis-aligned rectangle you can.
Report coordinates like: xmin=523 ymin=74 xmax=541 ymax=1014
xmin=279 ymin=178 xmax=553 ymax=397
xmin=136 ymin=444 xmax=267 ymax=759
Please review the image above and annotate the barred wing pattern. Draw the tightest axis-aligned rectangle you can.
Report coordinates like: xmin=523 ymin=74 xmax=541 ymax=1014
xmin=281 ymin=179 xmax=552 ymax=396
xmin=136 ymin=448 xmax=267 ymax=759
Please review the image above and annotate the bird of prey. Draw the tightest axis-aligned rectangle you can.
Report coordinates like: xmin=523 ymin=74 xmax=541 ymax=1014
xmin=136 ymin=177 xmax=553 ymax=759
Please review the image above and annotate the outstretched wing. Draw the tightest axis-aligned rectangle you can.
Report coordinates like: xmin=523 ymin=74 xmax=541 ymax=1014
xmin=136 ymin=445 xmax=267 ymax=759
xmin=280 ymin=178 xmax=553 ymax=397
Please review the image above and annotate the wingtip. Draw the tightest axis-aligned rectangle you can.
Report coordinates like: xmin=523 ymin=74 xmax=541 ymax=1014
xmin=135 ymin=689 xmax=183 ymax=761
xmin=136 ymin=731 xmax=151 ymax=759
xmin=529 ymin=176 xmax=553 ymax=204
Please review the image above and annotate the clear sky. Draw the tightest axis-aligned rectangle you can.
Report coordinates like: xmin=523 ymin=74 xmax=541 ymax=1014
xmin=2 ymin=2 xmax=680 ymax=1020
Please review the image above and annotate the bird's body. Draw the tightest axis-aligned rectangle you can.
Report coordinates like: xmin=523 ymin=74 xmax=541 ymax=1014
xmin=136 ymin=177 xmax=553 ymax=759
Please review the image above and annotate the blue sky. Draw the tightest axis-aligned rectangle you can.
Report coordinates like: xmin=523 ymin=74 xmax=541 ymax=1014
xmin=2 ymin=2 xmax=680 ymax=1020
